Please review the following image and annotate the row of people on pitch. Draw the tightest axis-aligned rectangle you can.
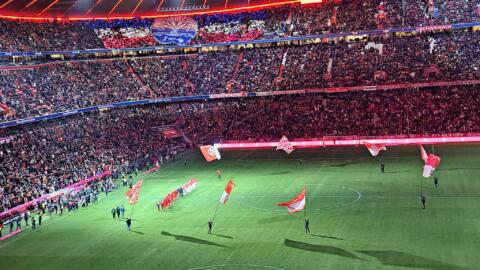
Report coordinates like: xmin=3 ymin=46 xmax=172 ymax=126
xmin=157 ymin=179 xmax=198 ymax=210
xmin=0 ymin=176 xmax=112 ymax=236
xmin=2 ymin=29 xmax=479 ymax=122
xmin=111 ymin=205 xmax=126 ymax=219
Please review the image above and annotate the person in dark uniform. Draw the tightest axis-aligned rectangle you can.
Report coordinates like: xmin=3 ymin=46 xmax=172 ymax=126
xmin=184 ymin=159 xmax=187 ymax=167
xmin=208 ymin=221 xmax=213 ymax=234
xmin=116 ymin=206 xmax=121 ymax=218
xmin=304 ymin=219 xmax=310 ymax=234
xmin=9 ymin=219 xmax=14 ymax=232
xmin=111 ymin=208 xmax=116 ymax=218
xmin=380 ymin=164 xmax=385 ymax=173
xmin=38 ymin=213 xmax=42 ymax=226
xmin=24 ymin=212 xmax=29 ymax=226
xmin=420 ymin=195 xmax=426 ymax=209
xmin=0 ymin=221 xmax=3 ymax=237
xmin=31 ymin=216 xmax=36 ymax=230
xmin=15 ymin=217 xmax=21 ymax=230
xmin=126 ymin=218 xmax=132 ymax=231
xmin=434 ymin=177 xmax=439 ymax=188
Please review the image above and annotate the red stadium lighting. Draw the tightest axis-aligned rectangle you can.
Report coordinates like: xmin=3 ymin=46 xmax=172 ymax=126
xmin=214 ymin=135 xmax=480 ymax=149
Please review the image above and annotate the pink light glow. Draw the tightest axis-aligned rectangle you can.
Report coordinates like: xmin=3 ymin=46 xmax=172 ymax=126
xmin=214 ymin=135 xmax=480 ymax=149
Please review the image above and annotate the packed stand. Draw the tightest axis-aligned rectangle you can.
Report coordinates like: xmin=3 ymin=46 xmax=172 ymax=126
xmin=0 ymin=1 xmax=479 ymax=51
xmin=178 ymin=86 xmax=480 ymax=144
xmin=0 ymin=60 xmax=151 ymax=121
xmin=1 ymin=30 xmax=480 ymax=122
xmin=0 ymin=20 xmax=103 ymax=52
xmin=0 ymin=105 xmax=185 ymax=214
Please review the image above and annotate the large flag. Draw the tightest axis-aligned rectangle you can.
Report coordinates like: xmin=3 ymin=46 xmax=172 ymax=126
xmin=219 ymin=179 xmax=235 ymax=204
xmin=126 ymin=180 xmax=143 ymax=204
xmin=419 ymin=145 xmax=428 ymax=161
xmin=200 ymin=145 xmax=221 ymax=162
xmin=364 ymin=142 xmax=386 ymax=156
xmin=423 ymin=154 xmax=441 ymax=177
xmin=277 ymin=188 xmax=306 ymax=214
xmin=276 ymin=135 xmax=294 ymax=154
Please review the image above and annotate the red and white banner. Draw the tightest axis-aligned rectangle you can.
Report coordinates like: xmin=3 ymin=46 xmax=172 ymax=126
xmin=276 ymin=135 xmax=294 ymax=154
xmin=423 ymin=154 xmax=441 ymax=177
xmin=200 ymin=145 xmax=221 ymax=162
xmin=419 ymin=145 xmax=441 ymax=177
xmin=126 ymin=180 xmax=143 ymax=205
xmin=364 ymin=142 xmax=386 ymax=156
xmin=277 ymin=188 xmax=306 ymax=214
xmin=220 ymin=179 xmax=235 ymax=204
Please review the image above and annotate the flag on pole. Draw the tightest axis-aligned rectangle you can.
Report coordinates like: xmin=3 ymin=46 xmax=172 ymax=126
xmin=277 ymin=188 xmax=306 ymax=214
xmin=200 ymin=145 xmax=221 ymax=162
xmin=364 ymin=142 xmax=386 ymax=156
xmin=126 ymin=180 xmax=143 ymax=204
xmin=423 ymin=154 xmax=441 ymax=177
xmin=219 ymin=179 xmax=235 ymax=204
xmin=276 ymin=135 xmax=294 ymax=154
xmin=419 ymin=145 xmax=428 ymax=161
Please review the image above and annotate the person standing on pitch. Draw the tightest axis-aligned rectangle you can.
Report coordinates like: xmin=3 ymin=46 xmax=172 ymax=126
xmin=434 ymin=177 xmax=439 ymax=188
xmin=420 ymin=194 xmax=426 ymax=209
xmin=208 ymin=221 xmax=213 ymax=234
xmin=0 ymin=221 xmax=3 ymax=237
xmin=126 ymin=218 xmax=132 ymax=231
xmin=111 ymin=208 xmax=117 ymax=219
xmin=217 ymin=169 xmax=222 ymax=180
xmin=15 ymin=216 xmax=21 ymax=230
xmin=120 ymin=205 xmax=125 ymax=218
xmin=31 ymin=216 xmax=36 ymax=230
xmin=304 ymin=219 xmax=310 ymax=234
xmin=184 ymin=159 xmax=187 ymax=167
xmin=24 ymin=211 xmax=29 ymax=226
xmin=380 ymin=164 xmax=385 ymax=173
xmin=116 ymin=206 xmax=121 ymax=218
xmin=38 ymin=213 xmax=42 ymax=226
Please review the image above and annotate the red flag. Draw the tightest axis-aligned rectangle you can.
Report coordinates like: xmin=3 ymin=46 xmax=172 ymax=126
xmin=277 ymin=188 xmax=306 ymax=214
xmin=126 ymin=180 xmax=143 ymax=204
xmin=276 ymin=135 xmax=294 ymax=154
xmin=423 ymin=154 xmax=441 ymax=177
xmin=200 ymin=145 xmax=221 ymax=162
xmin=364 ymin=142 xmax=386 ymax=156
xmin=219 ymin=179 xmax=235 ymax=204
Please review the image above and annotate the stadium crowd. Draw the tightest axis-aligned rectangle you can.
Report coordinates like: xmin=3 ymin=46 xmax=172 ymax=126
xmin=0 ymin=106 xmax=185 ymax=214
xmin=1 ymin=30 xmax=479 ymax=121
xmin=2 ymin=84 xmax=479 ymax=213
xmin=179 ymin=85 xmax=480 ymax=143
xmin=0 ymin=1 xmax=479 ymax=51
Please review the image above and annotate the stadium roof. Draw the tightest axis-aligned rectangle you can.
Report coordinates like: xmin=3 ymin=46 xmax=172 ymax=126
xmin=0 ymin=0 xmax=302 ymax=21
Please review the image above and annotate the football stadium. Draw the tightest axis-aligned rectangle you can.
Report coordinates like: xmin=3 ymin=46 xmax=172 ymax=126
xmin=0 ymin=1 xmax=479 ymax=269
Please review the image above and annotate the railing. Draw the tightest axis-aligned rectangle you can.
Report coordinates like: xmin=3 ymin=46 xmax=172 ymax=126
xmin=215 ymin=134 xmax=480 ymax=149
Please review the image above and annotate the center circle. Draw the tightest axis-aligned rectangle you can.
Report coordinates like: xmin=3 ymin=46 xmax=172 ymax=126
xmin=187 ymin=264 xmax=286 ymax=270
xmin=239 ymin=184 xmax=361 ymax=212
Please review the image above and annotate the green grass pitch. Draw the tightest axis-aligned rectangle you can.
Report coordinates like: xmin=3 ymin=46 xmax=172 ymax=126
xmin=1 ymin=144 xmax=479 ymax=270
